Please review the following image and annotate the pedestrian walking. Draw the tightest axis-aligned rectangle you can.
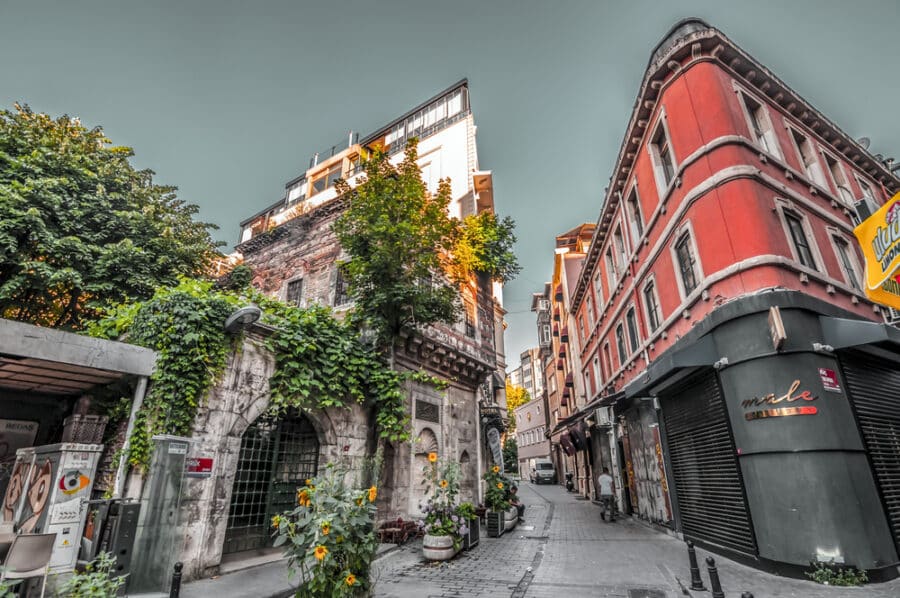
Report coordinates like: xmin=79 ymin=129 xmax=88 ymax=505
xmin=597 ymin=467 xmax=615 ymax=522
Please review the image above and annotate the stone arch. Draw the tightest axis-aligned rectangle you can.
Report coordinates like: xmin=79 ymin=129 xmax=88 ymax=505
xmin=414 ymin=427 xmax=439 ymax=456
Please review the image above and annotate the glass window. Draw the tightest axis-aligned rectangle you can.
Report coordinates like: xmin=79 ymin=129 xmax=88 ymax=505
xmin=651 ymin=124 xmax=676 ymax=188
xmin=824 ymin=154 xmax=853 ymax=205
xmin=603 ymin=343 xmax=613 ymax=377
xmin=627 ymin=188 xmax=644 ymax=247
xmin=625 ymin=307 xmax=640 ymax=354
xmin=675 ymin=233 xmax=699 ymax=294
xmin=593 ymin=272 xmax=604 ymax=305
xmin=857 ymin=177 xmax=878 ymax=202
xmin=833 ymin=237 xmax=861 ymax=290
xmin=789 ymin=128 xmax=826 ymax=186
xmin=310 ymin=163 xmax=343 ymax=196
xmin=586 ymin=295 xmax=595 ymax=325
xmin=286 ymin=279 xmax=303 ymax=306
xmin=785 ymin=211 xmax=817 ymax=269
xmin=741 ymin=93 xmax=781 ymax=157
xmin=614 ymin=226 xmax=627 ymax=272
xmin=644 ymin=282 xmax=662 ymax=332
xmin=605 ymin=249 xmax=617 ymax=288
xmin=615 ymin=324 xmax=627 ymax=366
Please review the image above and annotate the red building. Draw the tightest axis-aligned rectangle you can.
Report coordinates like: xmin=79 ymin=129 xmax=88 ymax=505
xmin=565 ymin=19 xmax=900 ymax=579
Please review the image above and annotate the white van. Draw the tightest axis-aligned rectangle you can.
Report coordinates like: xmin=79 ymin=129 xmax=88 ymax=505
xmin=530 ymin=459 xmax=556 ymax=484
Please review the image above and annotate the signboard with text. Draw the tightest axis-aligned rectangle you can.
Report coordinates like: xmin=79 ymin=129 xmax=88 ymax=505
xmin=853 ymin=191 xmax=900 ymax=309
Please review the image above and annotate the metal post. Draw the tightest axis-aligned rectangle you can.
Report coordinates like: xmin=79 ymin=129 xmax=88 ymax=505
xmin=169 ymin=561 xmax=183 ymax=598
xmin=687 ymin=541 xmax=706 ymax=590
xmin=113 ymin=375 xmax=149 ymax=498
xmin=706 ymin=556 xmax=725 ymax=598
xmin=741 ymin=593 xmax=754 ymax=598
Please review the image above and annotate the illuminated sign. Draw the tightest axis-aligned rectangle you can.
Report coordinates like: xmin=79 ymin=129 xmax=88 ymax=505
xmin=741 ymin=380 xmax=818 ymax=421
xmin=853 ymin=192 xmax=900 ymax=309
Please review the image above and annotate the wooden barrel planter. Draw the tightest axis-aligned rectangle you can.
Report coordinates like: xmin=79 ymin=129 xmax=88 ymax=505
xmin=422 ymin=534 xmax=459 ymax=561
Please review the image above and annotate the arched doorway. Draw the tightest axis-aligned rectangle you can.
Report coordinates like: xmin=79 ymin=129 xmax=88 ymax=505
xmin=223 ymin=412 xmax=319 ymax=554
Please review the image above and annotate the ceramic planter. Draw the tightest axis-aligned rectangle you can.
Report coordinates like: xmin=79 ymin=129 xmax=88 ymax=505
xmin=422 ymin=534 xmax=459 ymax=561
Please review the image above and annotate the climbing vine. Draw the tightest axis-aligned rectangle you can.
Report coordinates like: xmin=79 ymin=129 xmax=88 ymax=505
xmin=90 ymin=278 xmax=411 ymax=469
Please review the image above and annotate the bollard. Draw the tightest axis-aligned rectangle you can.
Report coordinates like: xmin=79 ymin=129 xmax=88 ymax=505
xmin=706 ymin=556 xmax=725 ymax=598
xmin=741 ymin=593 xmax=754 ymax=598
xmin=169 ymin=561 xmax=183 ymax=598
xmin=686 ymin=541 xmax=706 ymax=590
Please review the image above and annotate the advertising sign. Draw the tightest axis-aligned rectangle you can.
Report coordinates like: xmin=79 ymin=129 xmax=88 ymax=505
xmin=853 ymin=191 xmax=900 ymax=308
xmin=185 ymin=457 xmax=214 ymax=478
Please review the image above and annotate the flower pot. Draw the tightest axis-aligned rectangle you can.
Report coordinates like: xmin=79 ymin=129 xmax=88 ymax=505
xmin=422 ymin=534 xmax=458 ymax=561
xmin=504 ymin=506 xmax=518 ymax=532
xmin=462 ymin=518 xmax=480 ymax=550
xmin=486 ymin=510 xmax=504 ymax=537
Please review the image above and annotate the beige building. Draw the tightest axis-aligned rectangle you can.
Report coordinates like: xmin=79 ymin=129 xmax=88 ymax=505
xmin=514 ymin=399 xmax=550 ymax=482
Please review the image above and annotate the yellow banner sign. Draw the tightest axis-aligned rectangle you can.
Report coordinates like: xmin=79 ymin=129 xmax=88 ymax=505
xmin=853 ymin=191 xmax=900 ymax=309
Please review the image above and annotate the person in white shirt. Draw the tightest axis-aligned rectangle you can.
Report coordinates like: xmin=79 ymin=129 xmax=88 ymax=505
xmin=597 ymin=467 xmax=616 ymax=522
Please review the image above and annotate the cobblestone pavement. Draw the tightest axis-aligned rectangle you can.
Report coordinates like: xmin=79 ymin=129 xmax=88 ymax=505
xmin=373 ymin=481 xmax=900 ymax=598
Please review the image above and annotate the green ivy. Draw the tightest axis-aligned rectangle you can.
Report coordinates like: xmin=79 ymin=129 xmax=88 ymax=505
xmin=90 ymin=278 xmax=411 ymax=469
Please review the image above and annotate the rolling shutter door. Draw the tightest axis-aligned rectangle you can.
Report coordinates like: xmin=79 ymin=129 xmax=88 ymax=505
xmin=841 ymin=351 xmax=900 ymax=551
xmin=662 ymin=371 xmax=757 ymax=556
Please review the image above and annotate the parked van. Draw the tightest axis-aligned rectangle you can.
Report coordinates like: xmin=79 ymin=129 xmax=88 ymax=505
xmin=530 ymin=459 xmax=556 ymax=484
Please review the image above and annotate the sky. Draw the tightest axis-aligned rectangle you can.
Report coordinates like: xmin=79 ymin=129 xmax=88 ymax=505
xmin=2 ymin=1 xmax=899 ymax=369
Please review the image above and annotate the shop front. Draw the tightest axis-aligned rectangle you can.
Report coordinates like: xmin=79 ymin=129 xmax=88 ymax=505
xmin=626 ymin=291 xmax=900 ymax=579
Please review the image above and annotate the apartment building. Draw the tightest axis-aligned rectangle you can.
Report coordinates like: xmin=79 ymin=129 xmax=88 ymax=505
xmin=567 ymin=19 xmax=900 ymax=579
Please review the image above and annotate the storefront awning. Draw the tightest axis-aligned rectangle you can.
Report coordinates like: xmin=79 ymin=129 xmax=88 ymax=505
xmin=819 ymin=315 xmax=900 ymax=350
xmin=623 ymin=333 xmax=720 ymax=398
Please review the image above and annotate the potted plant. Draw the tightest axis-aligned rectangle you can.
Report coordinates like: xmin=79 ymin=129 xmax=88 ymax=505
xmin=418 ymin=453 xmax=464 ymax=560
xmin=456 ymin=502 xmax=479 ymax=550
xmin=483 ymin=465 xmax=510 ymax=537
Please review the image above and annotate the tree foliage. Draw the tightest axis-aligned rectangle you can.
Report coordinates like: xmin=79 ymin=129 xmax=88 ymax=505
xmin=503 ymin=436 xmax=518 ymax=473
xmin=453 ymin=212 xmax=520 ymax=283
xmin=504 ymin=381 xmax=531 ymax=432
xmin=0 ymin=104 xmax=220 ymax=329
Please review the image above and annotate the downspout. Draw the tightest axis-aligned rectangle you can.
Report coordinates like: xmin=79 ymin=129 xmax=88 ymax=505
xmin=113 ymin=375 xmax=149 ymax=498
xmin=476 ymin=392 xmax=483 ymax=505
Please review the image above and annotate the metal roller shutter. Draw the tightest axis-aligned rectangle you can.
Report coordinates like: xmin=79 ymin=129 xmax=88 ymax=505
xmin=841 ymin=351 xmax=900 ymax=551
xmin=662 ymin=371 xmax=757 ymax=556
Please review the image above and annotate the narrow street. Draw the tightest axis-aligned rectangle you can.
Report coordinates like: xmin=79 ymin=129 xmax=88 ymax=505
xmin=373 ymin=482 xmax=900 ymax=598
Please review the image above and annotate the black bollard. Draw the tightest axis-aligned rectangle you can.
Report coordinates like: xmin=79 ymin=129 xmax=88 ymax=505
xmin=169 ymin=561 xmax=183 ymax=598
xmin=741 ymin=593 xmax=754 ymax=598
xmin=686 ymin=541 xmax=706 ymax=590
xmin=706 ymin=556 xmax=725 ymax=598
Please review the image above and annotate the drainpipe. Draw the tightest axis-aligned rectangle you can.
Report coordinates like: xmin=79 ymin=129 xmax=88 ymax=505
xmin=476 ymin=399 xmax=483 ymax=505
xmin=113 ymin=375 xmax=149 ymax=498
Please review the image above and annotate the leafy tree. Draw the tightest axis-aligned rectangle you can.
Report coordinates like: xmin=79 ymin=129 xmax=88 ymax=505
xmin=0 ymin=104 xmax=220 ymax=329
xmin=504 ymin=381 xmax=531 ymax=432
xmin=453 ymin=211 xmax=520 ymax=283
xmin=333 ymin=141 xmax=460 ymax=353
xmin=503 ymin=436 xmax=518 ymax=473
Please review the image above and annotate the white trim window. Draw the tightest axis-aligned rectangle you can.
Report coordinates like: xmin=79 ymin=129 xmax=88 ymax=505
xmin=586 ymin=294 xmax=596 ymax=326
xmin=855 ymin=175 xmax=880 ymax=204
xmin=592 ymin=355 xmax=602 ymax=391
xmin=831 ymin=235 xmax=862 ymax=291
xmin=787 ymin=126 xmax=827 ymax=187
xmin=603 ymin=342 xmax=613 ymax=378
xmin=613 ymin=225 xmax=627 ymax=273
xmin=643 ymin=279 xmax=662 ymax=333
xmin=626 ymin=186 xmax=644 ymax=250
xmin=649 ymin=114 xmax=677 ymax=195
xmin=672 ymin=228 xmax=701 ymax=297
xmin=615 ymin=322 xmax=627 ymax=367
xmin=605 ymin=248 xmax=618 ymax=289
xmin=738 ymin=89 xmax=782 ymax=159
xmin=822 ymin=152 xmax=855 ymax=206
xmin=625 ymin=305 xmax=640 ymax=356
xmin=593 ymin=271 xmax=604 ymax=307
xmin=781 ymin=208 xmax=819 ymax=271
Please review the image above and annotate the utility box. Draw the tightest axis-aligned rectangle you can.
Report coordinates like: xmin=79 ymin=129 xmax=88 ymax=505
xmin=1 ymin=443 xmax=103 ymax=573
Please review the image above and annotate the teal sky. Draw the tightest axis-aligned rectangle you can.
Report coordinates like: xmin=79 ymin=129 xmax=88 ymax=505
xmin=2 ymin=1 xmax=899 ymax=368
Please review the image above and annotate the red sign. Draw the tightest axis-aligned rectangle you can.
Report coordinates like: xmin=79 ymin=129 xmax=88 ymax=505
xmin=185 ymin=457 xmax=214 ymax=478
xmin=818 ymin=368 xmax=841 ymax=393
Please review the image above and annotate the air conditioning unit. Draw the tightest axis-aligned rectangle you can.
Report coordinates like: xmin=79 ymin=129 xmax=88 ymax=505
xmin=593 ymin=407 xmax=612 ymax=428
xmin=852 ymin=196 xmax=880 ymax=225
xmin=887 ymin=307 xmax=900 ymax=325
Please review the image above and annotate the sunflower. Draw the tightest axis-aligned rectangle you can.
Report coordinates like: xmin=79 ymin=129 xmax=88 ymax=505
xmin=345 ymin=573 xmax=357 ymax=586
xmin=313 ymin=545 xmax=328 ymax=561
xmin=270 ymin=515 xmax=281 ymax=529
xmin=439 ymin=479 xmax=448 ymax=489
xmin=297 ymin=489 xmax=309 ymax=506
xmin=368 ymin=485 xmax=378 ymax=502
xmin=427 ymin=452 xmax=438 ymax=463
xmin=321 ymin=522 xmax=330 ymax=535
xmin=497 ymin=482 xmax=504 ymax=490
xmin=492 ymin=465 xmax=500 ymax=474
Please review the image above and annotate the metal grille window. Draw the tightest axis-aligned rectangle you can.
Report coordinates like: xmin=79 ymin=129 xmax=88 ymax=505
xmin=224 ymin=414 xmax=319 ymax=554
xmin=334 ymin=265 xmax=351 ymax=306
xmin=675 ymin=233 xmax=698 ymax=295
xmin=784 ymin=211 xmax=817 ymax=270
xmin=833 ymin=237 xmax=861 ymax=290
xmin=286 ymin=279 xmax=303 ymax=306
xmin=644 ymin=282 xmax=661 ymax=332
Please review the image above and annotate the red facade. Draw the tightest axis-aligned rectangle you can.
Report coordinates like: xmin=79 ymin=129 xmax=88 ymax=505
xmin=572 ymin=31 xmax=899 ymax=399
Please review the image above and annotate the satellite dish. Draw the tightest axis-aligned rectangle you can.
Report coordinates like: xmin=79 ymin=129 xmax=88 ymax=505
xmin=858 ymin=137 xmax=871 ymax=150
xmin=224 ymin=305 xmax=262 ymax=333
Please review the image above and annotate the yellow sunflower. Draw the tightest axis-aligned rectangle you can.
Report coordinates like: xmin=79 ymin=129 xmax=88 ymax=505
xmin=297 ymin=489 xmax=309 ymax=506
xmin=368 ymin=485 xmax=378 ymax=502
xmin=271 ymin=515 xmax=281 ymax=529
xmin=492 ymin=465 xmax=500 ymax=474
xmin=427 ymin=452 xmax=438 ymax=463
xmin=345 ymin=573 xmax=357 ymax=586
xmin=321 ymin=522 xmax=330 ymax=535
xmin=497 ymin=482 xmax=504 ymax=490
xmin=313 ymin=545 xmax=328 ymax=561
xmin=439 ymin=479 xmax=448 ymax=489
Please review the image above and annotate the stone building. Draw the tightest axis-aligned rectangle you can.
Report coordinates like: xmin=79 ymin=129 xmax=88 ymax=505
xmin=177 ymin=80 xmax=508 ymax=578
